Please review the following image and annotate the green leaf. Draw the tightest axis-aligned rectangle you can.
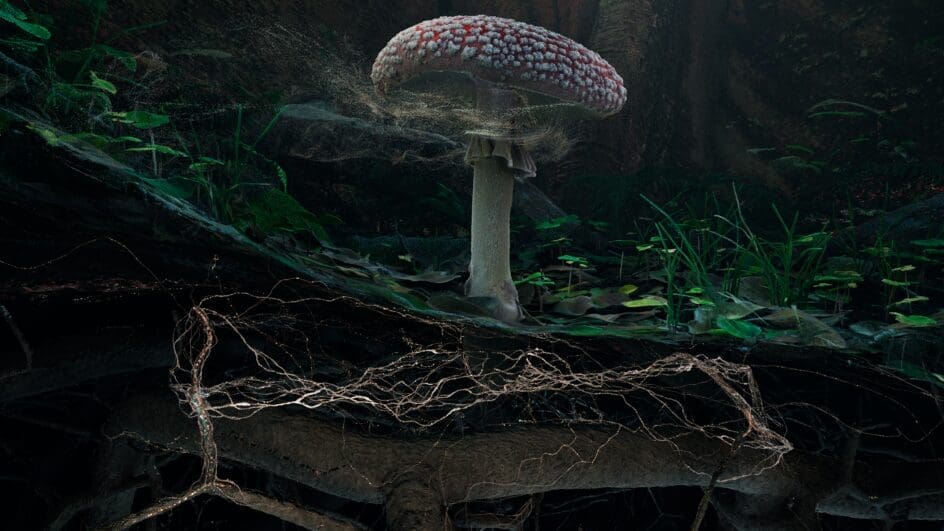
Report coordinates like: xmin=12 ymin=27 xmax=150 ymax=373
xmin=109 ymin=110 xmax=170 ymax=129
xmin=786 ymin=144 xmax=815 ymax=155
xmin=25 ymin=125 xmax=139 ymax=149
xmin=109 ymin=136 xmax=143 ymax=143
xmin=746 ymin=147 xmax=777 ymax=155
xmin=889 ymin=296 xmax=929 ymax=307
xmin=881 ymin=278 xmax=913 ymax=287
xmin=688 ymin=297 xmax=715 ymax=306
xmin=89 ymin=71 xmax=117 ymax=95
xmin=715 ymin=316 xmax=763 ymax=339
xmin=187 ymin=156 xmax=224 ymax=172
xmin=623 ymin=295 xmax=668 ymax=308
xmin=127 ymin=143 xmax=187 ymax=157
xmin=97 ymin=44 xmax=137 ymax=72
xmin=796 ymin=232 xmax=828 ymax=244
xmin=890 ymin=312 xmax=938 ymax=328
xmin=911 ymin=239 xmax=944 ymax=248
xmin=558 ymin=254 xmax=589 ymax=267
xmin=618 ymin=284 xmax=639 ymax=295
xmin=814 ymin=271 xmax=863 ymax=283
xmin=515 ymin=272 xmax=554 ymax=287
xmin=0 ymin=3 xmax=51 ymax=40
xmin=275 ymin=161 xmax=288 ymax=191
xmin=26 ymin=124 xmax=62 ymax=146
xmin=535 ymin=214 xmax=580 ymax=230
xmin=47 ymin=82 xmax=111 ymax=111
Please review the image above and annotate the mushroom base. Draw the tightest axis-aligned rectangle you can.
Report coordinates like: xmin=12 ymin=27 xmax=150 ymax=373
xmin=465 ymin=155 xmax=522 ymax=322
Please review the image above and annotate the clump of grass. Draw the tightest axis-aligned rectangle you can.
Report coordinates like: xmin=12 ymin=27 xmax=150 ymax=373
xmin=715 ymin=189 xmax=830 ymax=307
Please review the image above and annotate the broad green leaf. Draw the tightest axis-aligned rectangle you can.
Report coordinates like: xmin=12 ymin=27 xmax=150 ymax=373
xmin=110 ymin=110 xmax=170 ymax=129
xmin=618 ymin=284 xmax=638 ymax=295
xmin=814 ymin=271 xmax=863 ymax=283
xmin=515 ymin=272 xmax=554 ymax=287
xmin=891 ymin=312 xmax=937 ymax=328
xmin=688 ymin=297 xmax=715 ymax=306
xmin=26 ymin=124 xmax=61 ymax=145
xmin=558 ymin=254 xmax=589 ymax=267
xmin=0 ymin=3 xmax=51 ymax=40
xmin=89 ymin=71 xmax=117 ymax=95
xmin=188 ymin=156 xmax=225 ymax=172
xmin=623 ymin=295 xmax=668 ymax=308
xmin=715 ymin=317 xmax=763 ymax=339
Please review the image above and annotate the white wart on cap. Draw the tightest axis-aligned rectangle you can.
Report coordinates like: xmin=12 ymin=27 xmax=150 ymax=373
xmin=372 ymin=15 xmax=627 ymax=117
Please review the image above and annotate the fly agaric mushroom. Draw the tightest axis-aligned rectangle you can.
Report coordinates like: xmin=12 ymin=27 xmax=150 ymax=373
xmin=372 ymin=15 xmax=626 ymax=322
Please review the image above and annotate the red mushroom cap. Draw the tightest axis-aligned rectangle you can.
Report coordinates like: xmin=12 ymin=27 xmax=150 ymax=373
xmin=372 ymin=15 xmax=627 ymax=117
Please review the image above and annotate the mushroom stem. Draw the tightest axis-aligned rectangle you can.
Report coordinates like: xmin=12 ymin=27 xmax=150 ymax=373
xmin=462 ymin=83 xmax=532 ymax=323
xmin=466 ymin=154 xmax=521 ymax=322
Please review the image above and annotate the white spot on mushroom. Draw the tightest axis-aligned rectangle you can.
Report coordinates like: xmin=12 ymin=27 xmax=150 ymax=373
xmin=372 ymin=14 xmax=627 ymax=115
